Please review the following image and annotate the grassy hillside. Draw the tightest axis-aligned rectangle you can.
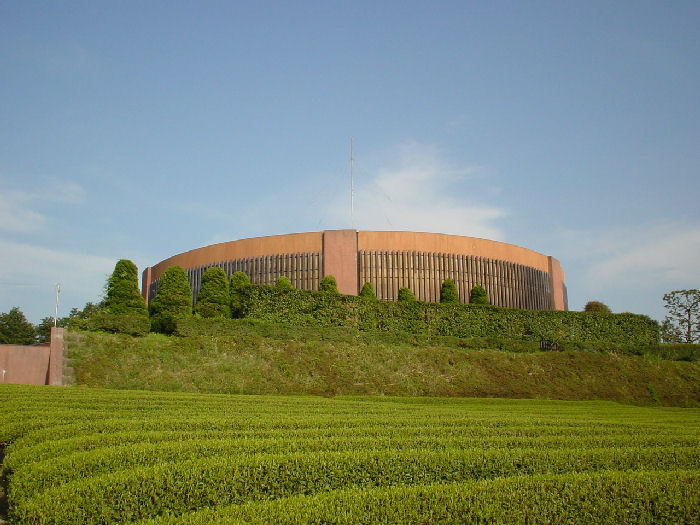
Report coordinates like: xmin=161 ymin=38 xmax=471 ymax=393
xmin=64 ymin=322 xmax=700 ymax=406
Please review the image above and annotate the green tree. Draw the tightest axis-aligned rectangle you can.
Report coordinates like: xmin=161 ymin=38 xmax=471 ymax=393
xmin=230 ymin=271 xmax=251 ymax=318
xmin=34 ymin=316 xmax=70 ymax=344
xmin=359 ymin=282 xmax=377 ymax=300
xmin=662 ymin=289 xmax=700 ymax=343
xmin=397 ymin=287 xmax=416 ymax=302
xmin=194 ymin=267 xmax=231 ymax=318
xmin=440 ymin=279 xmax=459 ymax=304
xmin=469 ymin=285 xmax=490 ymax=305
xmin=150 ymin=266 xmax=192 ymax=334
xmin=0 ymin=307 xmax=36 ymax=345
xmin=104 ymin=259 xmax=148 ymax=316
xmin=275 ymin=276 xmax=293 ymax=290
xmin=319 ymin=275 xmax=339 ymax=294
xmin=584 ymin=301 xmax=611 ymax=313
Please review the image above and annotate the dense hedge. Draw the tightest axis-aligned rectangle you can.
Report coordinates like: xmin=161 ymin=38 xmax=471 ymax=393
xmin=237 ymin=286 xmax=659 ymax=348
xmin=72 ymin=312 xmax=150 ymax=337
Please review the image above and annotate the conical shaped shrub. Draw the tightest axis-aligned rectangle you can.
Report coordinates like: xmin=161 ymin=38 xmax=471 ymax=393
xmin=194 ymin=267 xmax=231 ymax=318
xmin=150 ymin=266 xmax=192 ymax=333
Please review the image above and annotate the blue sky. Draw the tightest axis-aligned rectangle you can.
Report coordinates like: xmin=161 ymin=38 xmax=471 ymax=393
xmin=1 ymin=1 xmax=698 ymax=324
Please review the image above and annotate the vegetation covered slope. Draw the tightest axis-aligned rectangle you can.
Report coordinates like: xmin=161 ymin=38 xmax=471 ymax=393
xmin=64 ymin=321 xmax=700 ymax=406
xmin=0 ymin=385 xmax=698 ymax=524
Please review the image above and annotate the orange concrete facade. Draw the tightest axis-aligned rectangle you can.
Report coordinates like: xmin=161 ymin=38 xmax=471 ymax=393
xmin=149 ymin=232 xmax=323 ymax=282
xmin=357 ymin=231 xmax=551 ymax=273
xmin=143 ymin=230 xmax=567 ymax=311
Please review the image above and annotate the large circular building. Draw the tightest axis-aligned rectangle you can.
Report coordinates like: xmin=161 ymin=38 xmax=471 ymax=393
xmin=142 ymin=230 xmax=568 ymax=311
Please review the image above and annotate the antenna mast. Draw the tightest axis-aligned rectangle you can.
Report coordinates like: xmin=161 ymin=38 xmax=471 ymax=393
xmin=350 ymin=138 xmax=355 ymax=229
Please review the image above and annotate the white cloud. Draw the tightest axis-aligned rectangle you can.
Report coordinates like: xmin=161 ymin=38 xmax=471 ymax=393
xmin=590 ymin=224 xmax=700 ymax=288
xmin=0 ymin=239 xmax=116 ymax=322
xmin=0 ymin=193 xmax=46 ymax=232
xmin=557 ymin=221 xmax=700 ymax=291
xmin=326 ymin=141 xmax=507 ymax=239
xmin=0 ymin=178 xmax=86 ymax=233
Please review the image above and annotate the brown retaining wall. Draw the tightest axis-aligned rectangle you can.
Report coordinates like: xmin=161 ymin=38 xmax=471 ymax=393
xmin=0 ymin=328 xmax=64 ymax=386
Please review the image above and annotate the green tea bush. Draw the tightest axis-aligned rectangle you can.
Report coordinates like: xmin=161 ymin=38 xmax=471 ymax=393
xmin=2 ymin=385 xmax=699 ymax=524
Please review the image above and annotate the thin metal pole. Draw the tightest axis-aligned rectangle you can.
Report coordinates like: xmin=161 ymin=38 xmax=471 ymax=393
xmin=54 ymin=283 xmax=60 ymax=327
xmin=350 ymin=138 xmax=355 ymax=229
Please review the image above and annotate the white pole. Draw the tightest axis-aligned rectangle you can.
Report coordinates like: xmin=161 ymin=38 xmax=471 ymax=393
xmin=54 ymin=283 xmax=61 ymax=327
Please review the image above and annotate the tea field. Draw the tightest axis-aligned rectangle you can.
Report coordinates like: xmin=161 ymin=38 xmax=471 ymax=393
xmin=1 ymin=384 xmax=699 ymax=524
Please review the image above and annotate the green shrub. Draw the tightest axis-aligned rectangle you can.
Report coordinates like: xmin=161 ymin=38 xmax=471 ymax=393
xmin=75 ymin=312 xmax=150 ymax=337
xmin=398 ymin=287 xmax=416 ymax=302
xmin=150 ymin=266 xmax=192 ymax=334
xmin=230 ymin=272 xmax=251 ymax=318
xmin=469 ymin=285 xmax=490 ymax=305
xmin=359 ymin=282 xmax=377 ymax=300
xmin=584 ymin=301 xmax=612 ymax=313
xmin=194 ymin=267 xmax=231 ymax=319
xmin=440 ymin=279 xmax=459 ymax=304
xmin=275 ymin=276 xmax=293 ymax=290
xmin=319 ymin=275 xmax=339 ymax=294
xmin=104 ymin=260 xmax=148 ymax=317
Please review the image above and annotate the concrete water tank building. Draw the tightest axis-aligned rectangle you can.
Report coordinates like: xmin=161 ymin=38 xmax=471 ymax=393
xmin=142 ymin=230 xmax=567 ymax=311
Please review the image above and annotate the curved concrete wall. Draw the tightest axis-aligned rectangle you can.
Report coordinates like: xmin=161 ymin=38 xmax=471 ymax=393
xmin=143 ymin=230 xmax=567 ymax=311
xmin=150 ymin=232 xmax=323 ymax=282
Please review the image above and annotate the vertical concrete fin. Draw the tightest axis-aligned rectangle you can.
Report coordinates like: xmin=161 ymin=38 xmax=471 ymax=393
xmin=547 ymin=256 xmax=567 ymax=311
xmin=142 ymin=266 xmax=152 ymax=305
xmin=322 ymin=230 xmax=359 ymax=295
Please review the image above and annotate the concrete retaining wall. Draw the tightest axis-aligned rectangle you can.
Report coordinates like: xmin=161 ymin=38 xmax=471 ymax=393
xmin=0 ymin=328 xmax=64 ymax=386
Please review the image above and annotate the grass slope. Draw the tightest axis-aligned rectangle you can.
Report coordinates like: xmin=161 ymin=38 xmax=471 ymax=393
xmin=64 ymin=323 xmax=700 ymax=406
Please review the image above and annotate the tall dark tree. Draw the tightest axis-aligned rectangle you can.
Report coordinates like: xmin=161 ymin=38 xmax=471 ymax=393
xmin=104 ymin=259 xmax=148 ymax=316
xmin=397 ymin=287 xmax=416 ymax=302
xmin=230 ymin=271 xmax=251 ymax=318
xmin=150 ymin=266 xmax=192 ymax=334
xmin=662 ymin=289 xmax=700 ymax=343
xmin=0 ymin=307 xmax=36 ymax=345
xmin=440 ymin=279 xmax=459 ymax=304
xmin=194 ymin=267 xmax=231 ymax=318
xmin=469 ymin=285 xmax=490 ymax=305
xmin=319 ymin=275 xmax=339 ymax=294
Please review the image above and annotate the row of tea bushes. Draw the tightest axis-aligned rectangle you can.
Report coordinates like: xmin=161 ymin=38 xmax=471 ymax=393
xmin=1 ymin=384 xmax=698 ymax=524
